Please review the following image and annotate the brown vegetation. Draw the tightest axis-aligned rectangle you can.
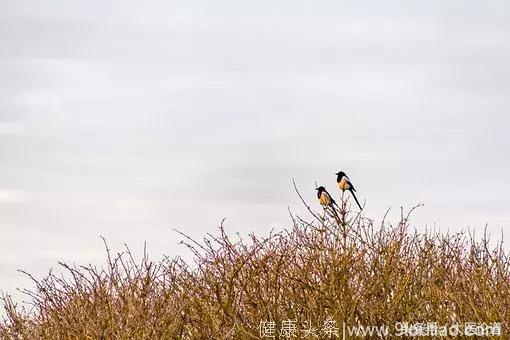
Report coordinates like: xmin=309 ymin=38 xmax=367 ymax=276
xmin=1 ymin=187 xmax=509 ymax=339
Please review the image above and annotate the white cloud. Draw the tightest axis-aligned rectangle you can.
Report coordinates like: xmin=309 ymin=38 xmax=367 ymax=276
xmin=0 ymin=189 xmax=26 ymax=203
xmin=0 ymin=121 xmax=24 ymax=135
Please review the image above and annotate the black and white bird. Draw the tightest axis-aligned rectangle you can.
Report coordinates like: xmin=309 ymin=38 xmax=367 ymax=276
xmin=335 ymin=171 xmax=362 ymax=210
xmin=315 ymin=186 xmax=337 ymax=208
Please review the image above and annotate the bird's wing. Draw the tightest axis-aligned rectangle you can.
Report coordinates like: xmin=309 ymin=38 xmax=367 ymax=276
xmin=324 ymin=189 xmax=337 ymax=205
xmin=346 ymin=177 xmax=356 ymax=192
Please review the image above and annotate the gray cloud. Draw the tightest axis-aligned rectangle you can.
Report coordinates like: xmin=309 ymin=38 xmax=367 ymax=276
xmin=1 ymin=0 xmax=510 ymax=299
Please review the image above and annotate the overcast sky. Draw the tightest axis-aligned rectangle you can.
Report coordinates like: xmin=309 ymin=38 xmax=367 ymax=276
xmin=1 ymin=1 xmax=509 ymax=298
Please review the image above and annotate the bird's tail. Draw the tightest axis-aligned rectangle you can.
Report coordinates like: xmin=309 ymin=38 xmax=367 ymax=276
xmin=329 ymin=202 xmax=341 ymax=223
xmin=331 ymin=198 xmax=340 ymax=209
xmin=350 ymin=190 xmax=362 ymax=210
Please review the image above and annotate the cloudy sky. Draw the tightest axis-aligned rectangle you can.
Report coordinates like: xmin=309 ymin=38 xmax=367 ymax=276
xmin=1 ymin=1 xmax=509 ymax=297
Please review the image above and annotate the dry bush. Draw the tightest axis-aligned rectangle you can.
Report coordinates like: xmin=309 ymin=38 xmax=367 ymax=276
xmin=1 ymin=186 xmax=509 ymax=339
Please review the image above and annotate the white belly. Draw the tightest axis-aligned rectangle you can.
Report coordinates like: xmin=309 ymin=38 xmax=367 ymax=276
xmin=319 ymin=192 xmax=330 ymax=205
xmin=338 ymin=177 xmax=351 ymax=191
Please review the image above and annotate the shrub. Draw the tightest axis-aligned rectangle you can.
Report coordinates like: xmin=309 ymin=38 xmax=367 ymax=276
xmin=2 ymin=186 xmax=509 ymax=339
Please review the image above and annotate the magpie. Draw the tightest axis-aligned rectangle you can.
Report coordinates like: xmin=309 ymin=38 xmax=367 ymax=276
xmin=315 ymin=186 xmax=336 ymax=207
xmin=335 ymin=171 xmax=362 ymax=210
